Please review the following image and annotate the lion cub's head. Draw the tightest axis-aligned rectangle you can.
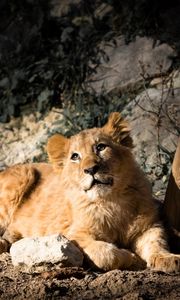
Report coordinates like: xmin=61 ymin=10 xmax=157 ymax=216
xmin=47 ymin=112 xmax=134 ymax=200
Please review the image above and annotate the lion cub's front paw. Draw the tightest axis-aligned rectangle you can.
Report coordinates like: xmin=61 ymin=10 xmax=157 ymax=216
xmin=149 ymin=253 xmax=180 ymax=273
xmin=84 ymin=241 xmax=139 ymax=271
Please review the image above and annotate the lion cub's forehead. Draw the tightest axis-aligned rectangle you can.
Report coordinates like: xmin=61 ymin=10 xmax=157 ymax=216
xmin=69 ymin=128 xmax=103 ymax=150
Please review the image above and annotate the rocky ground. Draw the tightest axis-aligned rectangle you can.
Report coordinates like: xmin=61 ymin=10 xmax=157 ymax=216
xmin=0 ymin=253 xmax=180 ymax=300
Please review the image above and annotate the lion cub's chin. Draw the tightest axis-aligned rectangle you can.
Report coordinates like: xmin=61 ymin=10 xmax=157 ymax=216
xmin=86 ymin=185 xmax=112 ymax=201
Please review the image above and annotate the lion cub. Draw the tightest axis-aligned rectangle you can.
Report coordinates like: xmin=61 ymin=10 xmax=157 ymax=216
xmin=0 ymin=112 xmax=179 ymax=272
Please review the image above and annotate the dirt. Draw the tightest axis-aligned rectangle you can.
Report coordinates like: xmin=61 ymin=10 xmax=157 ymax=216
xmin=0 ymin=253 xmax=179 ymax=300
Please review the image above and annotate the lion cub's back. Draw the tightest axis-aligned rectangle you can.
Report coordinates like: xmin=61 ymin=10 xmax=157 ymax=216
xmin=0 ymin=163 xmax=54 ymax=236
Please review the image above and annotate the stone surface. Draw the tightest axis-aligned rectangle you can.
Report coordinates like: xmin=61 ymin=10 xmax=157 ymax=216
xmin=0 ymin=109 xmax=65 ymax=169
xmin=87 ymin=36 xmax=176 ymax=94
xmin=123 ymin=86 xmax=180 ymax=198
xmin=50 ymin=0 xmax=81 ymax=17
xmin=150 ymin=70 xmax=180 ymax=89
xmin=10 ymin=234 xmax=84 ymax=271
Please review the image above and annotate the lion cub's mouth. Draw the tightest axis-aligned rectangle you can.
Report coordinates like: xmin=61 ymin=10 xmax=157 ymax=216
xmin=85 ymin=177 xmax=113 ymax=192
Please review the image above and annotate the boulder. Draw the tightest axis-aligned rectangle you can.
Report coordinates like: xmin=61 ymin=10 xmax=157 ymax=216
xmin=87 ymin=36 xmax=176 ymax=94
xmin=10 ymin=234 xmax=84 ymax=272
xmin=123 ymin=86 xmax=180 ymax=198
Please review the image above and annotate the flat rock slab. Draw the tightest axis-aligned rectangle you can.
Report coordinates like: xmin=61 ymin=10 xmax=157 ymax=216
xmin=10 ymin=234 xmax=84 ymax=272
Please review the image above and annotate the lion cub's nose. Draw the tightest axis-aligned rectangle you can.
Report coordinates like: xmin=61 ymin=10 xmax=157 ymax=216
xmin=84 ymin=165 xmax=99 ymax=175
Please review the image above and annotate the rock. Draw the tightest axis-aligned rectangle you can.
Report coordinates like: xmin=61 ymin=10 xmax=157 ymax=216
xmin=50 ymin=0 xmax=81 ymax=17
xmin=87 ymin=36 xmax=176 ymax=94
xmin=50 ymin=0 xmax=113 ymax=19
xmin=123 ymin=86 xmax=180 ymax=198
xmin=150 ymin=77 xmax=163 ymax=87
xmin=94 ymin=3 xmax=113 ymax=20
xmin=173 ymin=71 xmax=180 ymax=89
xmin=37 ymin=88 xmax=53 ymax=112
xmin=150 ymin=70 xmax=180 ymax=89
xmin=0 ymin=109 xmax=65 ymax=169
xmin=10 ymin=234 xmax=84 ymax=272
xmin=0 ymin=77 xmax=10 ymax=88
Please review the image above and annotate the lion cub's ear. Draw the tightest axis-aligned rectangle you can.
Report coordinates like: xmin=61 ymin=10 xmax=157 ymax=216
xmin=102 ymin=112 xmax=133 ymax=148
xmin=47 ymin=134 xmax=69 ymax=170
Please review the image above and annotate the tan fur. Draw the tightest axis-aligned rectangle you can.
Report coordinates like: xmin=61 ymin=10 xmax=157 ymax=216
xmin=0 ymin=112 xmax=179 ymax=272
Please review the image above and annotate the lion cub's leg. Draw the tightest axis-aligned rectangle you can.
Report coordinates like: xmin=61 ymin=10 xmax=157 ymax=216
xmin=134 ymin=225 xmax=180 ymax=272
xmin=68 ymin=231 xmax=143 ymax=271
xmin=83 ymin=240 xmax=143 ymax=271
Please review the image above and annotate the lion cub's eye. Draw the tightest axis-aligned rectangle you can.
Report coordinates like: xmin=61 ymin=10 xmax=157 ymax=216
xmin=96 ymin=143 xmax=107 ymax=152
xmin=71 ymin=153 xmax=80 ymax=161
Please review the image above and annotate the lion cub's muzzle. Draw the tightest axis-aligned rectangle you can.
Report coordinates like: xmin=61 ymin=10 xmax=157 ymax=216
xmin=83 ymin=164 xmax=113 ymax=192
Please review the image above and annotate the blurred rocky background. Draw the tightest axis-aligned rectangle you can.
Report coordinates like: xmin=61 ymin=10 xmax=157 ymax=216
xmin=0 ymin=0 xmax=180 ymax=200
